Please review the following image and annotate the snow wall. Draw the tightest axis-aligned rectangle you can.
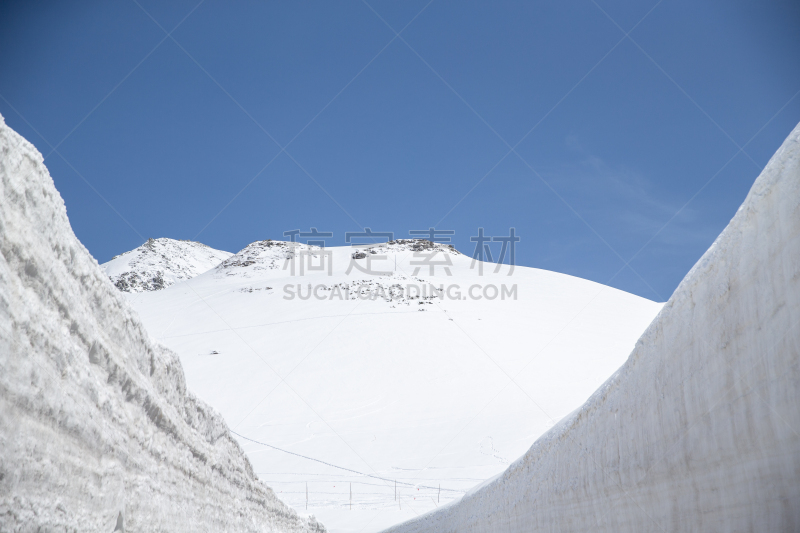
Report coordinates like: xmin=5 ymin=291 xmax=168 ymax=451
xmin=0 ymin=120 xmax=325 ymax=532
xmin=386 ymin=124 xmax=800 ymax=533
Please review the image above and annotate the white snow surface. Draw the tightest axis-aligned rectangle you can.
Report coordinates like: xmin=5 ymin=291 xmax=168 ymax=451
xmin=125 ymin=232 xmax=662 ymax=528
xmin=101 ymin=237 xmax=232 ymax=292
xmin=383 ymin=124 xmax=800 ymax=531
xmin=0 ymin=115 xmax=325 ymax=532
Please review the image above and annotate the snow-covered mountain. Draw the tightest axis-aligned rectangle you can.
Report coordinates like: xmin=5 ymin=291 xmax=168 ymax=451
xmin=101 ymin=237 xmax=232 ymax=292
xmin=124 ymin=231 xmax=663 ymax=531
xmin=385 ymin=123 xmax=800 ymax=532
xmin=0 ymin=116 xmax=324 ymax=531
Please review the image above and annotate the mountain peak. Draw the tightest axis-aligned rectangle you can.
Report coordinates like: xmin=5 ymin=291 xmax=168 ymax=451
xmin=101 ymin=237 xmax=232 ymax=292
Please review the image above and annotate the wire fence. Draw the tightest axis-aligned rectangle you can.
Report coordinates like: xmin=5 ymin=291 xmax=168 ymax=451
xmin=263 ymin=479 xmax=457 ymax=511
xmin=232 ymin=430 xmax=469 ymax=494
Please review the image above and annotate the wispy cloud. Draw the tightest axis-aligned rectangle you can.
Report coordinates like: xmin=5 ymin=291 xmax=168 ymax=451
xmin=547 ymin=138 xmax=719 ymax=258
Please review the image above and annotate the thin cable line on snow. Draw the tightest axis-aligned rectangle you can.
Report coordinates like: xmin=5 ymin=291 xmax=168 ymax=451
xmin=231 ymin=430 xmax=466 ymax=493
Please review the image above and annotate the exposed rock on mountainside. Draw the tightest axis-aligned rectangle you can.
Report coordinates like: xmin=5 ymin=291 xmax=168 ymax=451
xmin=215 ymin=239 xmax=298 ymax=275
xmin=0 ymin=115 xmax=325 ymax=532
xmin=102 ymin=237 xmax=232 ymax=292
xmin=385 ymin=124 xmax=800 ymax=532
xmin=214 ymin=238 xmax=461 ymax=279
xmin=379 ymin=239 xmax=461 ymax=254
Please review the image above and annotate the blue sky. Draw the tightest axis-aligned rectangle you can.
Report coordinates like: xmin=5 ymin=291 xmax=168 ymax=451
xmin=1 ymin=0 xmax=798 ymax=301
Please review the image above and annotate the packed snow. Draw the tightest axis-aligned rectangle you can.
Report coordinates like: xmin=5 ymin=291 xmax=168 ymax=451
xmin=384 ymin=123 xmax=800 ymax=532
xmin=101 ymin=237 xmax=232 ymax=292
xmin=0 ymin=114 xmax=325 ymax=532
xmin=125 ymin=230 xmax=662 ymax=531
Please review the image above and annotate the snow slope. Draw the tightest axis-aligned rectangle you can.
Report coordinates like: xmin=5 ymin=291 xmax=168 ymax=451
xmin=0 ymin=115 xmax=325 ymax=532
xmin=101 ymin=237 xmax=232 ymax=292
xmin=126 ymin=233 xmax=662 ymax=529
xmin=384 ymin=125 xmax=800 ymax=532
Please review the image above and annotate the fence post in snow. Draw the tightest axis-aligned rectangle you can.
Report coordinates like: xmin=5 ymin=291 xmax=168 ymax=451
xmin=306 ymin=482 xmax=308 ymax=510
xmin=438 ymin=484 xmax=440 ymax=503
xmin=395 ymin=480 xmax=396 ymax=501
